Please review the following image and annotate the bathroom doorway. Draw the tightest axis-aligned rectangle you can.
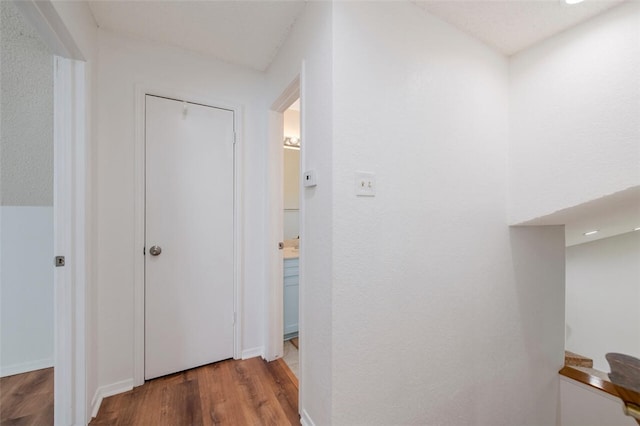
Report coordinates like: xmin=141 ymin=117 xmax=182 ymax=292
xmin=282 ymin=99 xmax=301 ymax=378
xmin=265 ymin=75 xmax=301 ymax=380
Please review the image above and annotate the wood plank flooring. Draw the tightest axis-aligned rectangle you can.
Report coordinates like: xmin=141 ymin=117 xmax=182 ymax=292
xmin=0 ymin=368 xmax=54 ymax=426
xmin=91 ymin=357 xmax=299 ymax=426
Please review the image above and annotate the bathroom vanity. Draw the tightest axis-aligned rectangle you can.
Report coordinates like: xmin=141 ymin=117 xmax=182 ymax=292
xmin=283 ymin=248 xmax=299 ymax=339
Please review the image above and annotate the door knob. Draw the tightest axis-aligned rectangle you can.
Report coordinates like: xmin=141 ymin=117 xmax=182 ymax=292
xmin=149 ymin=245 xmax=162 ymax=256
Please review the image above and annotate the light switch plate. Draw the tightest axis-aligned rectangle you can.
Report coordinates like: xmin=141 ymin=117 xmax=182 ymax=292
xmin=355 ymin=171 xmax=376 ymax=196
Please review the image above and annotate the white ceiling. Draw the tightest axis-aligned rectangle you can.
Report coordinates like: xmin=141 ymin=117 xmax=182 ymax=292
xmin=87 ymin=0 xmax=306 ymax=71
xmin=520 ymin=187 xmax=640 ymax=247
xmin=415 ymin=0 xmax=627 ymax=55
xmin=87 ymin=0 xmax=629 ymax=72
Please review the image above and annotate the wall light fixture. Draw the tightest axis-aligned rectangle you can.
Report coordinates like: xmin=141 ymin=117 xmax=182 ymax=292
xmin=284 ymin=136 xmax=300 ymax=149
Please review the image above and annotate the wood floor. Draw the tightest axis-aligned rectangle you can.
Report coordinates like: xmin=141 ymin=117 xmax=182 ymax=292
xmin=0 ymin=368 xmax=54 ymax=426
xmin=91 ymin=357 xmax=299 ymax=426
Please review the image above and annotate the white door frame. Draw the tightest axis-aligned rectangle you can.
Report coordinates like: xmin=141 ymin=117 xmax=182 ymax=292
xmin=265 ymin=76 xmax=301 ymax=362
xmin=53 ymin=56 xmax=87 ymax=426
xmin=11 ymin=1 xmax=88 ymax=425
xmin=133 ymin=86 xmax=244 ymax=387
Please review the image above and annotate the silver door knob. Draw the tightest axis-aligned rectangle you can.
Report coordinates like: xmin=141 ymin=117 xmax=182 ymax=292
xmin=149 ymin=245 xmax=162 ymax=256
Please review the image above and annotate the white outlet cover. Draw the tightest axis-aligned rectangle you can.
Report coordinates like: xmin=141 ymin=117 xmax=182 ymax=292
xmin=355 ymin=171 xmax=375 ymax=196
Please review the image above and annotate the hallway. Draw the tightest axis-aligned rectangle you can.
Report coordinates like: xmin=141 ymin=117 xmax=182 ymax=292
xmin=90 ymin=358 xmax=299 ymax=426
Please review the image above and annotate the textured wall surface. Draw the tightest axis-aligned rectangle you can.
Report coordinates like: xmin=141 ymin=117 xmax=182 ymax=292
xmin=266 ymin=3 xmax=334 ymax=424
xmin=566 ymin=231 xmax=640 ymax=371
xmin=509 ymin=2 xmax=640 ymax=224
xmin=0 ymin=0 xmax=53 ymax=206
xmin=331 ymin=3 xmax=564 ymax=424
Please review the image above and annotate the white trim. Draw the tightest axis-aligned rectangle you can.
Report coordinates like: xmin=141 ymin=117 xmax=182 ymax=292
xmin=241 ymin=347 xmax=265 ymax=360
xmin=265 ymin=110 xmax=285 ymax=362
xmin=53 ymin=56 xmax=88 ymax=426
xmin=271 ymin=76 xmax=301 ymax=113
xmin=0 ymin=359 xmax=54 ymax=378
xmin=297 ymin=62 xmax=307 ymax=415
xmin=265 ymin=76 xmax=301 ymax=363
xmin=71 ymin=59 xmax=88 ymax=426
xmin=90 ymin=379 xmax=134 ymax=419
xmin=11 ymin=0 xmax=84 ymax=60
xmin=13 ymin=3 xmax=88 ymax=425
xmin=300 ymin=409 xmax=315 ymax=426
xmin=54 ymin=56 xmax=73 ymax=426
xmin=133 ymin=85 xmax=244 ymax=386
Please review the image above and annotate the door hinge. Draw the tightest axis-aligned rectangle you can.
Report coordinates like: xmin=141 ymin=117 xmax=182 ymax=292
xmin=233 ymin=132 xmax=237 ymax=145
xmin=143 ymin=246 xmax=146 ymax=255
xmin=55 ymin=256 xmax=65 ymax=267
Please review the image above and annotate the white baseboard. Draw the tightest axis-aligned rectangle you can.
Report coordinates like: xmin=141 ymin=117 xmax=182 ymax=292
xmin=300 ymin=409 xmax=315 ymax=426
xmin=0 ymin=358 xmax=54 ymax=377
xmin=90 ymin=378 xmax=134 ymax=418
xmin=241 ymin=346 xmax=264 ymax=360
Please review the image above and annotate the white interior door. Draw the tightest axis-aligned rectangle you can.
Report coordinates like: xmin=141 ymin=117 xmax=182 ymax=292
xmin=144 ymin=95 xmax=234 ymax=380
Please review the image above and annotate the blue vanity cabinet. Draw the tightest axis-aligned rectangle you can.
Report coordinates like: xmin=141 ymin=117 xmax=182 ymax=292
xmin=283 ymin=257 xmax=299 ymax=338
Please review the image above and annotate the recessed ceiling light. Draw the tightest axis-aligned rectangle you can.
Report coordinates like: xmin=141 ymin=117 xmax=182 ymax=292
xmin=583 ymin=230 xmax=599 ymax=236
xmin=565 ymin=0 xmax=585 ymax=4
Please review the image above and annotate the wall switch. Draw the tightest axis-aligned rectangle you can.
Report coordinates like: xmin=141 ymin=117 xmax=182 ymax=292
xmin=355 ymin=171 xmax=376 ymax=196
xmin=303 ymin=170 xmax=317 ymax=187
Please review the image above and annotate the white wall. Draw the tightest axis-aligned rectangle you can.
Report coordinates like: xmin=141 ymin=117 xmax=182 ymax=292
xmin=283 ymin=110 xmax=301 ymax=210
xmin=283 ymin=109 xmax=300 ymax=240
xmin=509 ymin=1 xmax=640 ymax=224
xmin=0 ymin=0 xmax=54 ymax=377
xmin=94 ymin=29 xmax=267 ymax=391
xmin=560 ymin=377 xmax=636 ymax=426
xmin=0 ymin=207 xmax=54 ymax=376
xmin=282 ymin=103 xmax=300 ymax=240
xmin=284 ymin=147 xmax=300 ymax=239
xmin=331 ymin=3 xmax=564 ymax=424
xmin=265 ymin=3 xmax=334 ymax=424
xmin=566 ymin=231 xmax=640 ymax=372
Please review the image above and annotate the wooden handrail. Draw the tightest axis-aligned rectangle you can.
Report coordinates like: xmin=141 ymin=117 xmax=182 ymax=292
xmin=559 ymin=365 xmax=619 ymax=398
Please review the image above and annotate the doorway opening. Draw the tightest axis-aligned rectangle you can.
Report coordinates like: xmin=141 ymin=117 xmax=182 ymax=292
xmin=265 ymin=75 xmax=301 ymax=391
xmin=282 ymin=99 xmax=301 ymax=379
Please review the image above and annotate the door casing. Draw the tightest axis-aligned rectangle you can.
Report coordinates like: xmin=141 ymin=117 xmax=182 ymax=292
xmin=11 ymin=1 xmax=89 ymax=424
xmin=265 ymin=76 xmax=304 ymax=361
xmin=133 ymin=86 xmax=244 ymax=387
